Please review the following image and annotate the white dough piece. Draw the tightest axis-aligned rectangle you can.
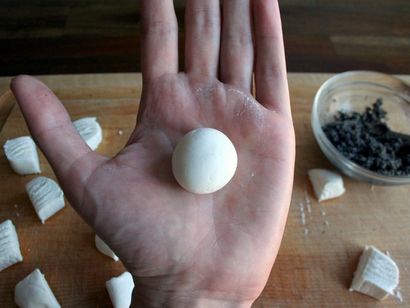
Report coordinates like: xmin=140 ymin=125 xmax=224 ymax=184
xmin=106 ymin=272 xmax=135 ymax=308
xmin=15 ymin=268 xmax=61 ymax=308
xmin=95 ymin=235 xmax=119 ymax=261
xmin=3 ymin=136 xmax=41 ymax=175
xmin=172 ymin=128 xmax=238 ymax=194
xmin=308 ymin=169 xmax=345 ymax=202
xmin=0 ymin=219 xmax=23 ymax=272
xmin=25 ymin=177 xmax=65 ymax=224
xmin=350 ymin=246 xmax=400 ymax=300
xmin=73 ymin=117 xmax=103 ymax=150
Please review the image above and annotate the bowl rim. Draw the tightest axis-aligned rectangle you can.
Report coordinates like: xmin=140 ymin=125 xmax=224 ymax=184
xmin=311 ymin=70 xmax=410 ymax=185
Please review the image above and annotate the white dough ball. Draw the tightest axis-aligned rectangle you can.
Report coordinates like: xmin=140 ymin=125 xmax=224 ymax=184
xmin=172 ymin=128 xmax=238 ymax=194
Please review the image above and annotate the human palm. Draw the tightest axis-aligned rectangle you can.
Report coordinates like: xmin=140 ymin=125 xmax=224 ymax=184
xmin=11 ymin=1 xmax=295 ymax=307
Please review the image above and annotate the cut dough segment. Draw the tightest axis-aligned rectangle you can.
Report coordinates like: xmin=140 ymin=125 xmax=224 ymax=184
xmin=308 ymin=169 xmax=345 ymax=202
xmin=15 ymin=268 xmax=61 ymax=308
xmin=0 ymin=219 xmax=23 ymax=271
xmin=95 ymin=235 xmax=119 ymax=261
xmin=73 ymin=117 xmax=102 ymax=151
xmin=106 ymin=272 xmax=135 ymax=308
xmin=3 ymin=136 xmax=41 ymax=175
xmin=350 ymin=246 xmax=400 ymax=300
xmin=25 ymin=177 xmax=65 ymax=224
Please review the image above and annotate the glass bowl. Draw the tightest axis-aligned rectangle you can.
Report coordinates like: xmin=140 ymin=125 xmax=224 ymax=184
xmin=311 ymin=71 xmax=410 ymax=185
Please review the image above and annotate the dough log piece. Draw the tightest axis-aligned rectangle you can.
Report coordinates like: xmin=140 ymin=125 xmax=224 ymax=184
xmin=15 ymin=268 xmax=61 ymax=308
xmin=73 ymin=117 xmax=103 ymax=151
xmin=350 ymin=245 xmax=400 ymax=300
xmin=3 ymin=136 xmax=41 ymax=175
xmin=25 ymin=176 xmax=65 ymax=224
xmin=0 ymin=219 xmax=23 ymax=272
xmin=308 ymin=168 xmax=345 ymax=202
xmin=106 ymin=271 xmax=135 ymax=308
xmin=95 ymin=235 xmax=119 ymax=261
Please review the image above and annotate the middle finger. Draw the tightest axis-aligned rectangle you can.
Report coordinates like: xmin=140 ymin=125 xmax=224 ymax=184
xmin=185 ymin=0 xmax=221 ymax=79
xmin=220 ymin=0 xmax=253 ymax=92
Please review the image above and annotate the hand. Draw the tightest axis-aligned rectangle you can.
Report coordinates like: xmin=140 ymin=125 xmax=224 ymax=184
xmin=10 ymin=0 xmax=295 ymax=307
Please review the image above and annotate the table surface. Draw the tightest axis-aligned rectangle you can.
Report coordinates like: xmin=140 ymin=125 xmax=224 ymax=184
xmin=0 ymin=73 xmax=409 ymax=307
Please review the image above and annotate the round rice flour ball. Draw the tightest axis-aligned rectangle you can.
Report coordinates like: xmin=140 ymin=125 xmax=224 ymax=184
xmin=172 ymin=128 xmax=238 ymax=194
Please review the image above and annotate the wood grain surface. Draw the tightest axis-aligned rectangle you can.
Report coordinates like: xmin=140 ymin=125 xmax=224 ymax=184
xmin=0 ymin=73 xmax=409 ymax=307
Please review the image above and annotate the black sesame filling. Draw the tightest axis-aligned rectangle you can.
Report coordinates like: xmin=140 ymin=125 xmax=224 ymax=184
xmin=322 ymin=99 xmax=410 ymax=176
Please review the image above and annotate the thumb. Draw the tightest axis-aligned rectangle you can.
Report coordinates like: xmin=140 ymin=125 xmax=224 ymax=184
xmin=10 ymin=75 xmax=107 ymax=215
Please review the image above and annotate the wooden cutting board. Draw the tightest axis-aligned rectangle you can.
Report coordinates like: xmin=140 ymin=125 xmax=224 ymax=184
xmin=0 ymin=73 xmax=409 ymax=307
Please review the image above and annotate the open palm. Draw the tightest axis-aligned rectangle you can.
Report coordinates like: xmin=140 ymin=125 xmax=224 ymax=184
xmin=11 ymin=1 xmax=295 ymax=307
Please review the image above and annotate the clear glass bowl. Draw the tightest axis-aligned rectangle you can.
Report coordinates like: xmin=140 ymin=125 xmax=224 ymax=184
xmin=311 ymin=71 xmax=410 ymax=185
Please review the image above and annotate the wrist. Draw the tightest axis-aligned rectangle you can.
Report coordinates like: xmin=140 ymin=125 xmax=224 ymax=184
xmin=131 ymin=277 xmax=254 ymax=308
xmin=132 ymin=294 xmax=252 ymax=308
xmin=132 ymin=291 xmax=252 ymax=308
